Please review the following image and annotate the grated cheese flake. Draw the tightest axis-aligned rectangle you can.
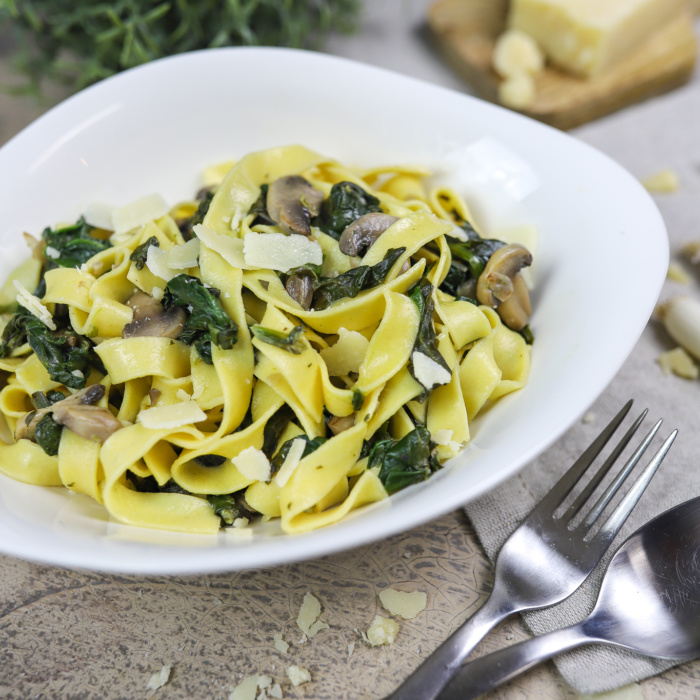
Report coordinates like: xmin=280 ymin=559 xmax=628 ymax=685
xmin=44 ymin=246 xmax=60 ymax=259
xmin=347 ymin=642 xmax=355 ymax=658
xmin=657 ymin=347 xmax=699 ymax=380
xmin=167 ymin=238 xmax=200 ymax=269
xmin=431 ymin=429 xmax=453 ymax=446
xmin=366 ymin=615 xmax=400 ymax=646
xmin=243 ymin=231 xmax=322 ymax=272
xmin=151 ymin=285 xmax=164 ymax=301
xmin=112 ymin=193 xmax=169 ymax=235
xmin=412 ymin=351 xmax=451 ymax=390
xmin=175 ymin=389 xmax=192 ymax=402
xmin=296 ymin=592 xmax=326 ymax=637
xmin=268 ymin=683 xmax=283 ymax=699
xmin=146 ymin=665 xmax=171 ymax=696
xmin=14 ymin=280 xmax=56 ymax=330
xmin=286 ymin=665 xmax=311 ymax=687
xmin=138 ymin=401 xmax=207 ymax=430
xmin=320 ymin=328 xmax=370 ymax=376
xmin=273 ymin=633 xmax=289 ymax=654
xmin=228 ymin=674 xmax=259 ymax=700
xmin=379 ymin=589 xmax=427 ymax=620
xmin=642 ymin=169 xmax=680 ymax=194
xmin=274 ymin=437 xmax=307 ymax=488
xmin=232 ymin=446 xmax=271 ymax=482
xmin=146 ymin=245 xmax=177 ymax=282
xmin=193 ymin=223 xmax=252 ymax=269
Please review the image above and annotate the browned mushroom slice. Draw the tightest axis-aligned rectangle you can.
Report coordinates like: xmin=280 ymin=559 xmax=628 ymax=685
xmin=338 ymin=213 xmax=399 ymax=256
xmin=15 ymin=384 xmax=107 ymax=441
xmin=476 ymin=244 xmax=533 ymax=331
xmin=122 ymin=290 xmax=186 ymax=339
xmin=328 ymin=414 xmax=355 ymax=435
xmin=52 ymin=403 xmax=123 ymax=443
xmin=266 ymin=175 xmax=324 ymax=237
xmin=285 ymin=270 xmax=315 ymax=310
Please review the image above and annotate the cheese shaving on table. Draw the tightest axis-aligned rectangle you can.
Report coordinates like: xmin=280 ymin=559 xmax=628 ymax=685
xmin=111 ymin=193 xmax=169 ymax=235
xmin=296 ymin=592 xmax=328 ymax=637
xmin=286 ymin=665 xmax=311 ymax=687
xmin=146 ymin=665 xmax=171 ymax=696
xmin=138 ymin=401 xmax=207 ymax=430
xmin=272 ymin=633 xmax=289 ymax=654
xmin=379 ymin=589 xmax=427 ymax=619
xmin=228 ymin=674 xmax=259 ymax=700
xmin=14 ymin=280 xmax=56 ymax=330
xmin=657 ymin=347 xmax=699 ymax=380
xmin=366 ymin=615 xmax=400 ymax=646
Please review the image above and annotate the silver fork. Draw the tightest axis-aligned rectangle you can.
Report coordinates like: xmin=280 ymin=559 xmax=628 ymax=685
xmin=386 ymin=400 xmax=676 ymax=700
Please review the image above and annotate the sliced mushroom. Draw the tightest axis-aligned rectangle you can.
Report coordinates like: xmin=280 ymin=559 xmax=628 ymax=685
xmin=52 ymin=403 xmax=123 ymax=443
xmin=285 ymin=271 xmax=315 ymax=310
xmin=476 ymin=244 xmax=533 ymax=331
xmin=338 ymin=213 xmax=399 ymax=256
xmin=328 ymin=414 xmax=355 ymax=435
xmin=266 ymin=175 xmax=324 ymax=237
xmin=15 ymin=384 xmax=107 ymax=441
xmin=122 ymin=290 xmax=186 ymax=339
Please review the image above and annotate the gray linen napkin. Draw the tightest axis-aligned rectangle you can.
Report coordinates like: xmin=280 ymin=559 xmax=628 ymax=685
xmin=465 ymin=72 xmax=700 ymax=694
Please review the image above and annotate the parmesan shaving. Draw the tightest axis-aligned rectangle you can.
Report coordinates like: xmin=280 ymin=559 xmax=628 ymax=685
xmin=286 ymin=665 xmax=311 ymax=687
xmin=431 ymin=429 xmax=453 ymax=446
xmin=366 ymin=615 xmax=400 ymax=646
xmin=175 ymin=389 xmax=192 ymax=402
xmin=146 ymin=665 xmax=171 ymax=696
xmin=268 ymin=683 xmax=283 ymax=699
xmin=642 ymin=169 xmax=680 ymax=194
xmin=412 ymin=351 xmax=451 ymax=389
xmin=274 ymin=437 xmax=306 ymax=487
xmin=138 ymin=401 xmax=207 ymax=430
xmin=379 ymin=589 xmax=427 ymax=620
xmin=146 ymin=245 xmax=177 ymax=282
xmin=82 ymin=201 xmax=115 ymax=231
xmin=13 ymin=280 xmax=56 ymax=330
xmin=657 ymin=347 xmax=699 ymax=380
xmin=112 ymin=193 xmax=169 ymax=235
xmin=296 ymin=592 xmax=326 ymax=637
xmin=194 ymin=223 xmax=252 ymax=269
xmin=243 ymin=231 xmax=322 ymax=272
xmin=167 ymin=238 xmax=200 ymax=269
xmin=273 ymin=633 xmax=289 ymax=654
xmin=232 ymin=446 xmax=271 ymax=482
xmin=228 ymin=674 xmax=259 ymax=700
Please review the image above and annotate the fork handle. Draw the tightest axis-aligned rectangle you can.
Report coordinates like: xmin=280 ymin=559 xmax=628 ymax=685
xmin=438 ymin=623 xmax=594 ymax=700
xmin=385 ymin=592 xmax=518 ymax=700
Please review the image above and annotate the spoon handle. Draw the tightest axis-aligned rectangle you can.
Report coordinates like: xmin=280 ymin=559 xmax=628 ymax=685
xmin=385 ymin=589 xmax=518 ymax=700
xmin=438 ymin=623 xmax=594 ymax=700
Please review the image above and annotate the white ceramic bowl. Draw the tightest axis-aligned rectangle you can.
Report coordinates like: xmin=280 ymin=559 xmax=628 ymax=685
xmin=0 ymin=48 xmax=667 ymax=574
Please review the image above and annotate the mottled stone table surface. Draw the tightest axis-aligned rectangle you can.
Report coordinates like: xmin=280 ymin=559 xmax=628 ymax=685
xmin=1 ymin=3 xmax=700 ymax=699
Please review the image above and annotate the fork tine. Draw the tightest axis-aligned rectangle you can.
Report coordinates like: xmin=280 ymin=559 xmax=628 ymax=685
xmin=577 ymin=418 xmax=662 ymax=531
xmin=590 ymin=430 xmax=677 ymax=548
xmin=561 ymin=409 xmax=648 ymax=523
xmin=536 ymin=400 xmax=633 ymax=513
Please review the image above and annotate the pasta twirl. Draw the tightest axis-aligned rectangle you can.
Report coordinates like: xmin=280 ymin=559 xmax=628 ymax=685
xmin=0 ymin=146 xmax=534 ymax=535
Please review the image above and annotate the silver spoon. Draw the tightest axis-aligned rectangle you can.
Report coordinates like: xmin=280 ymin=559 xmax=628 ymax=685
xmin=440 ymin=495 xmax=700 ymax=700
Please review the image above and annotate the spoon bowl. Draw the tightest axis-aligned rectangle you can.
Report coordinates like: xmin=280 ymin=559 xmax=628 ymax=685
xmin=443 ymin=496 xmax=700 ymax=699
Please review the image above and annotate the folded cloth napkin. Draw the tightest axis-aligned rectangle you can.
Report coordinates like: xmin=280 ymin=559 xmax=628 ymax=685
xmin=465 ymin=74 xmax=700 ymax=695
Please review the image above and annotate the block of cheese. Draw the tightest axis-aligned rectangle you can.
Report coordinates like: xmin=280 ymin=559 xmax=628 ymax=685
xmin=508 ymin=0 xmax=688 ymax=77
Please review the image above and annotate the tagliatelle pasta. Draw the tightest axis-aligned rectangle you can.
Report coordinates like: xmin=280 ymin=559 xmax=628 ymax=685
xmin=0 ymin=145 xmax=533 ymax=535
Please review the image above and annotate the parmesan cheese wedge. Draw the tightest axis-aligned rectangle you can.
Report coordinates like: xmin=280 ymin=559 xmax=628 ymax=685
xmin=138 ymin=401 xmax=207 ymax=430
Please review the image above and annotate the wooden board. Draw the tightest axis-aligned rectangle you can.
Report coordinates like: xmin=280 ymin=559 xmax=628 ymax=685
xmin=427 ymin=0 xmax=698 ymax=130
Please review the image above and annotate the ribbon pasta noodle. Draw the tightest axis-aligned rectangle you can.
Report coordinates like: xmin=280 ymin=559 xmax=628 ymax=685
xmin=0 ymin=145 xmax=533 ymax=536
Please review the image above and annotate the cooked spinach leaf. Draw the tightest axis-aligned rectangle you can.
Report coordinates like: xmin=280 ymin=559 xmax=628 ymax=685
xmin=193 ymin=454 xmax=227 ymax=468
xmin=261 ymin=405 xmax=296 ymax=458
xmin=312 ymin=247 xmax=406 ymax=310
xmin=369 ymin=426 xmax=441 ymax=495
xmin=519 ymin=324 xmax=535 ymax=345
xmin=447 ymin=235 xmax=505 ymax=280
xmin=352 ymin=388 xmax=364 ymax=411
xmin=409 ymin=278 xmax=450 ymax=384
xmin=42 ymin=217 xmax=111 ymax=269
xmin=163 ymin=274 xmax=238 ymax=364
xmin=248 ymin=183 xmax=275 ymax=226
xmin=34 ymin=413 xmax=62 ymax=456
xmin=129 ymin=236 xmax=159 ymax=270
xmin=271 ymin=435 xmax=327 ymax=474
xmin=0 ymin=308 xmax=95 ymax=389
xmin=251 ymin=325 xmax=305 ymax=354
xmin=31 ymin=390 xmax=66 ymax=410
xmin=206 ymin=492 xmax=257 ymax=527
xmin=179 ymin=189 xmax=215 ymax=239
xmin=315 ymin=181 xmax=383 ymax=239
